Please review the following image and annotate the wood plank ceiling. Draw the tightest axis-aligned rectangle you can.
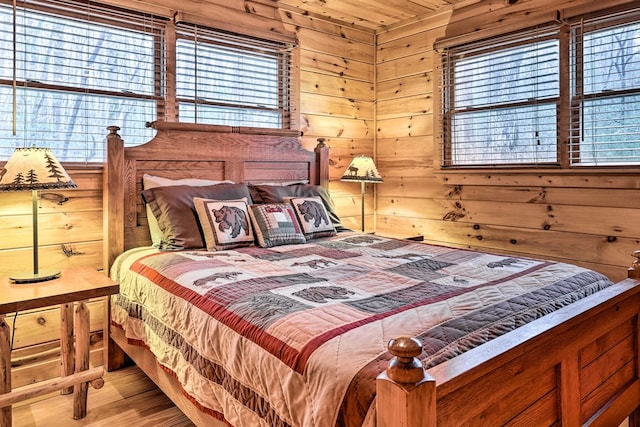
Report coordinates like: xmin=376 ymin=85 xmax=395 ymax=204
xmin=277 ymin=0 xmax=471 ymax=30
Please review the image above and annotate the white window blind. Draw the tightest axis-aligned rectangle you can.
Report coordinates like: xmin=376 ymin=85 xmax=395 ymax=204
xmin=441 ymin=27 xmax=560 ymax=167
xmin=441 ymin=5 xmax=640 ymax=169
xmin=0 ymin=0 xmax=165 ymax=162
xmin=175 ymin=23 xmax=295 ymax=129
xmin=570 ymin=10 xmax=640 ymax=165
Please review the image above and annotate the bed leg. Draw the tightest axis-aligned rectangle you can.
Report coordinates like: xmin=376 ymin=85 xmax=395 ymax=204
xmin=106 ymin=333 xmax=130 ymax=372
xmin=376 ymin=337 xmax=436 ymax=427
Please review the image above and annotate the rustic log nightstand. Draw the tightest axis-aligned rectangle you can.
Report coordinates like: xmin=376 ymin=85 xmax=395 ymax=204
xmin=0 ymin=267 xmax=119 ymax=427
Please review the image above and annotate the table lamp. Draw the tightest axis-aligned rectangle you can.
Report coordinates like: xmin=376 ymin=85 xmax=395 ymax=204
xmin=0 ymin=147 xmax=77 ymax=283
xmin=341 ymin=155 xmax=383 ymax=232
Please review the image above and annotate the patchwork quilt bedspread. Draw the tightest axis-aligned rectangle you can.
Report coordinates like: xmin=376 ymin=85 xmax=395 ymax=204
xmin=110 ymin=233 xmax=613 ymax=427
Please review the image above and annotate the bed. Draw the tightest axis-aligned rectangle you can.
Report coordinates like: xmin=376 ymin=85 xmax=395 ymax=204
xmin=103 ymin=121 xmax=640 ymax=427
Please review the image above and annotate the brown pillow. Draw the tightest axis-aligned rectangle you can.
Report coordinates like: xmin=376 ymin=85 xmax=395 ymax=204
xmin=142 ymin=183 xmax=253 ymax=250
xmin=249 ymin=184 xmax=345 ymax=230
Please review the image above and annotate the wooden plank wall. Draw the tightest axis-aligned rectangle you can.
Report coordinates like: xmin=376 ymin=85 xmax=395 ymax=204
xmin=0 ymin=0 xmax=374 ymax=387
xmin=374 ymin=0 xmax=640 ymax=283
xmin=0 ymin=167 xmax=104 ymax=279
xmin=280 ymin=7 xmax=376 ymax=231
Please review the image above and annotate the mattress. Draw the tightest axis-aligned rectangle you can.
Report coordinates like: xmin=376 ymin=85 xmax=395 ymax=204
xmin=110 ymin=232 xmax=613 ymax=427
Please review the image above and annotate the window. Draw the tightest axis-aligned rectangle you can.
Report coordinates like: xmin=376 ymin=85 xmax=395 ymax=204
xmin=442 ymin=29 xmax=560 ymax=166
xmin=441 ymin=6 xmax=640 ymax=168
xmin=570 ymin=16 xmax=640 ymax=165
xmin=0 ymin=1 xmax=297 ymax=163
xmin=0 ymin=1 xmax=163 ymax=162
xmin=175 ymin=24 xmax=295 ymax=128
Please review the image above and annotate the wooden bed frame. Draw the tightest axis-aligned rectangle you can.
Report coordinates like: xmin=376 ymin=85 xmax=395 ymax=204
xmin=104 ymin=121 xmax=640 ymax=427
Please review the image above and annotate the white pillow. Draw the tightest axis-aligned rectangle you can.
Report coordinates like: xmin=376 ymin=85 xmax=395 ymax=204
xmin=143 ymin=174 xmax=234 ymax=189
xmin=142 ymin=174 xmax=234 ymax=246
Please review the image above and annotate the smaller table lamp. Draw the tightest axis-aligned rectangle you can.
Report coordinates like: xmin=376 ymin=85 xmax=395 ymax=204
xmin=341 ymin=155 xmax=383 ymax=232
xmin=0 ymin=147 xmax=77 ymax=283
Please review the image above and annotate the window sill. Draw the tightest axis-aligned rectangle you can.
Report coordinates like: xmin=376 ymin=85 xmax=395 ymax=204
xmin=435 ymin=166 xmax=640 ymax=176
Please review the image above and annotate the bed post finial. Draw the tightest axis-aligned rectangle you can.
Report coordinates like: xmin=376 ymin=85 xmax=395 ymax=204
xmin=376 ymin=336 xmax=436 ymax=427
xmin=629 ymin=250 xmax=640 ymax=279
xmin=387 ymin=337 xmax=427 ymax=383
xmin=103 ymin=125 xmax=124 ymax=277
xmin=106 ymin=126 xmax=121 ymax=147
xmin=314 ymin=138 xmax=329 ymax=188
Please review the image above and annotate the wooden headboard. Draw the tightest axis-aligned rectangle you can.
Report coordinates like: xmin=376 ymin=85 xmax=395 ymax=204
xmin=103 ymin=121 xmax=329 ymax=271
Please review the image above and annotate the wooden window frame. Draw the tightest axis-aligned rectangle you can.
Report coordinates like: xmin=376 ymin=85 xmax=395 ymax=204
xmin=0 ymin=0 xmax=299 ymax=163
xmin=0 ymin=0 xmax=166 ymax=162
xmin=173 ymin=22 xmax=297 ymax=130
xmin=438 ymin=4 xmax=640 ymax=171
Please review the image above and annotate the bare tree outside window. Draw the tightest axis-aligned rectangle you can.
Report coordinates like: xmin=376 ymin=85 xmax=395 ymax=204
xmin=0 ymin=4 xmax=158 ymax=162
xmin=445 ymin=37 xmax=559 ymax=166
xmin=442 ymin=10 xmax=640 ymax=168
xmin=575 ymin=23 xmax=640 ymax=165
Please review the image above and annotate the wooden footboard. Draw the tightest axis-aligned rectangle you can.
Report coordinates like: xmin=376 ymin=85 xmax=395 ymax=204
xmin=110 ymin=275 xmax=640 ymax=427
xmin=378 ymin=274 xmax=640 ymax=427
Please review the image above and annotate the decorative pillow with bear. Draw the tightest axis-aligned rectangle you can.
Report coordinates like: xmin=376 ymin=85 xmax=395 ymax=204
xmin=142 ymin=183 xmax=253 ymax=250
xmin=142 ymin=174 xmax=234 ymax=247
xmin=249 ymin=183 xmax=347 ymax=231
xmin=193 ymin=198 xmax=254 ymax=251
xmin=286 ymin=196 xmax=336 ymax=240
xmin=248 ymin=203 xmax=306 ymax=248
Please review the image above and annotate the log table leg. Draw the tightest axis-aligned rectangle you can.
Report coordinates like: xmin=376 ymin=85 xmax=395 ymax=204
xmin=0 ymin=315 xmax=11 ymax=427
xmin=73 ymin=300 xmax=90 ymax=420
xmin=630 ymin=406 xmax=640 ymax=427
xmin=60 ymin=303 xmax=74 ymax=395
xmin=0 ymin=267 xmax=118 ymax=423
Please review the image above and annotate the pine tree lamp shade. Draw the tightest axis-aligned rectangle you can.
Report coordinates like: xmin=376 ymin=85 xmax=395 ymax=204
xmin=340 ymin=155 xmax=383 ymax=232
xmin=0 ymin=147 xmax=77 ymax=283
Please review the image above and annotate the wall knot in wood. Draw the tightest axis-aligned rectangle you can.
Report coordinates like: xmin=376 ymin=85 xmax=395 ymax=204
xmin=62 ymin=244 xmax=84 ymax=257
xmin=40 ymin=193 xmax=69 ymax=205
xmin=443 ymin=201 xmax=466 ymax=221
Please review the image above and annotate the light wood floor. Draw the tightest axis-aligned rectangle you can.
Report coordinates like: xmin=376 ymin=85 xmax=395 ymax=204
xmin=12 ymin=365 xmax=195 ymax=427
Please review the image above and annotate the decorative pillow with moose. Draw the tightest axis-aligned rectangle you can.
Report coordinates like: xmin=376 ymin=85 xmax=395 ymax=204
xmin=194 ymin=198 xmax=254 ymax=251
xmin=286 ymin=196 xmax=337 ymax=240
